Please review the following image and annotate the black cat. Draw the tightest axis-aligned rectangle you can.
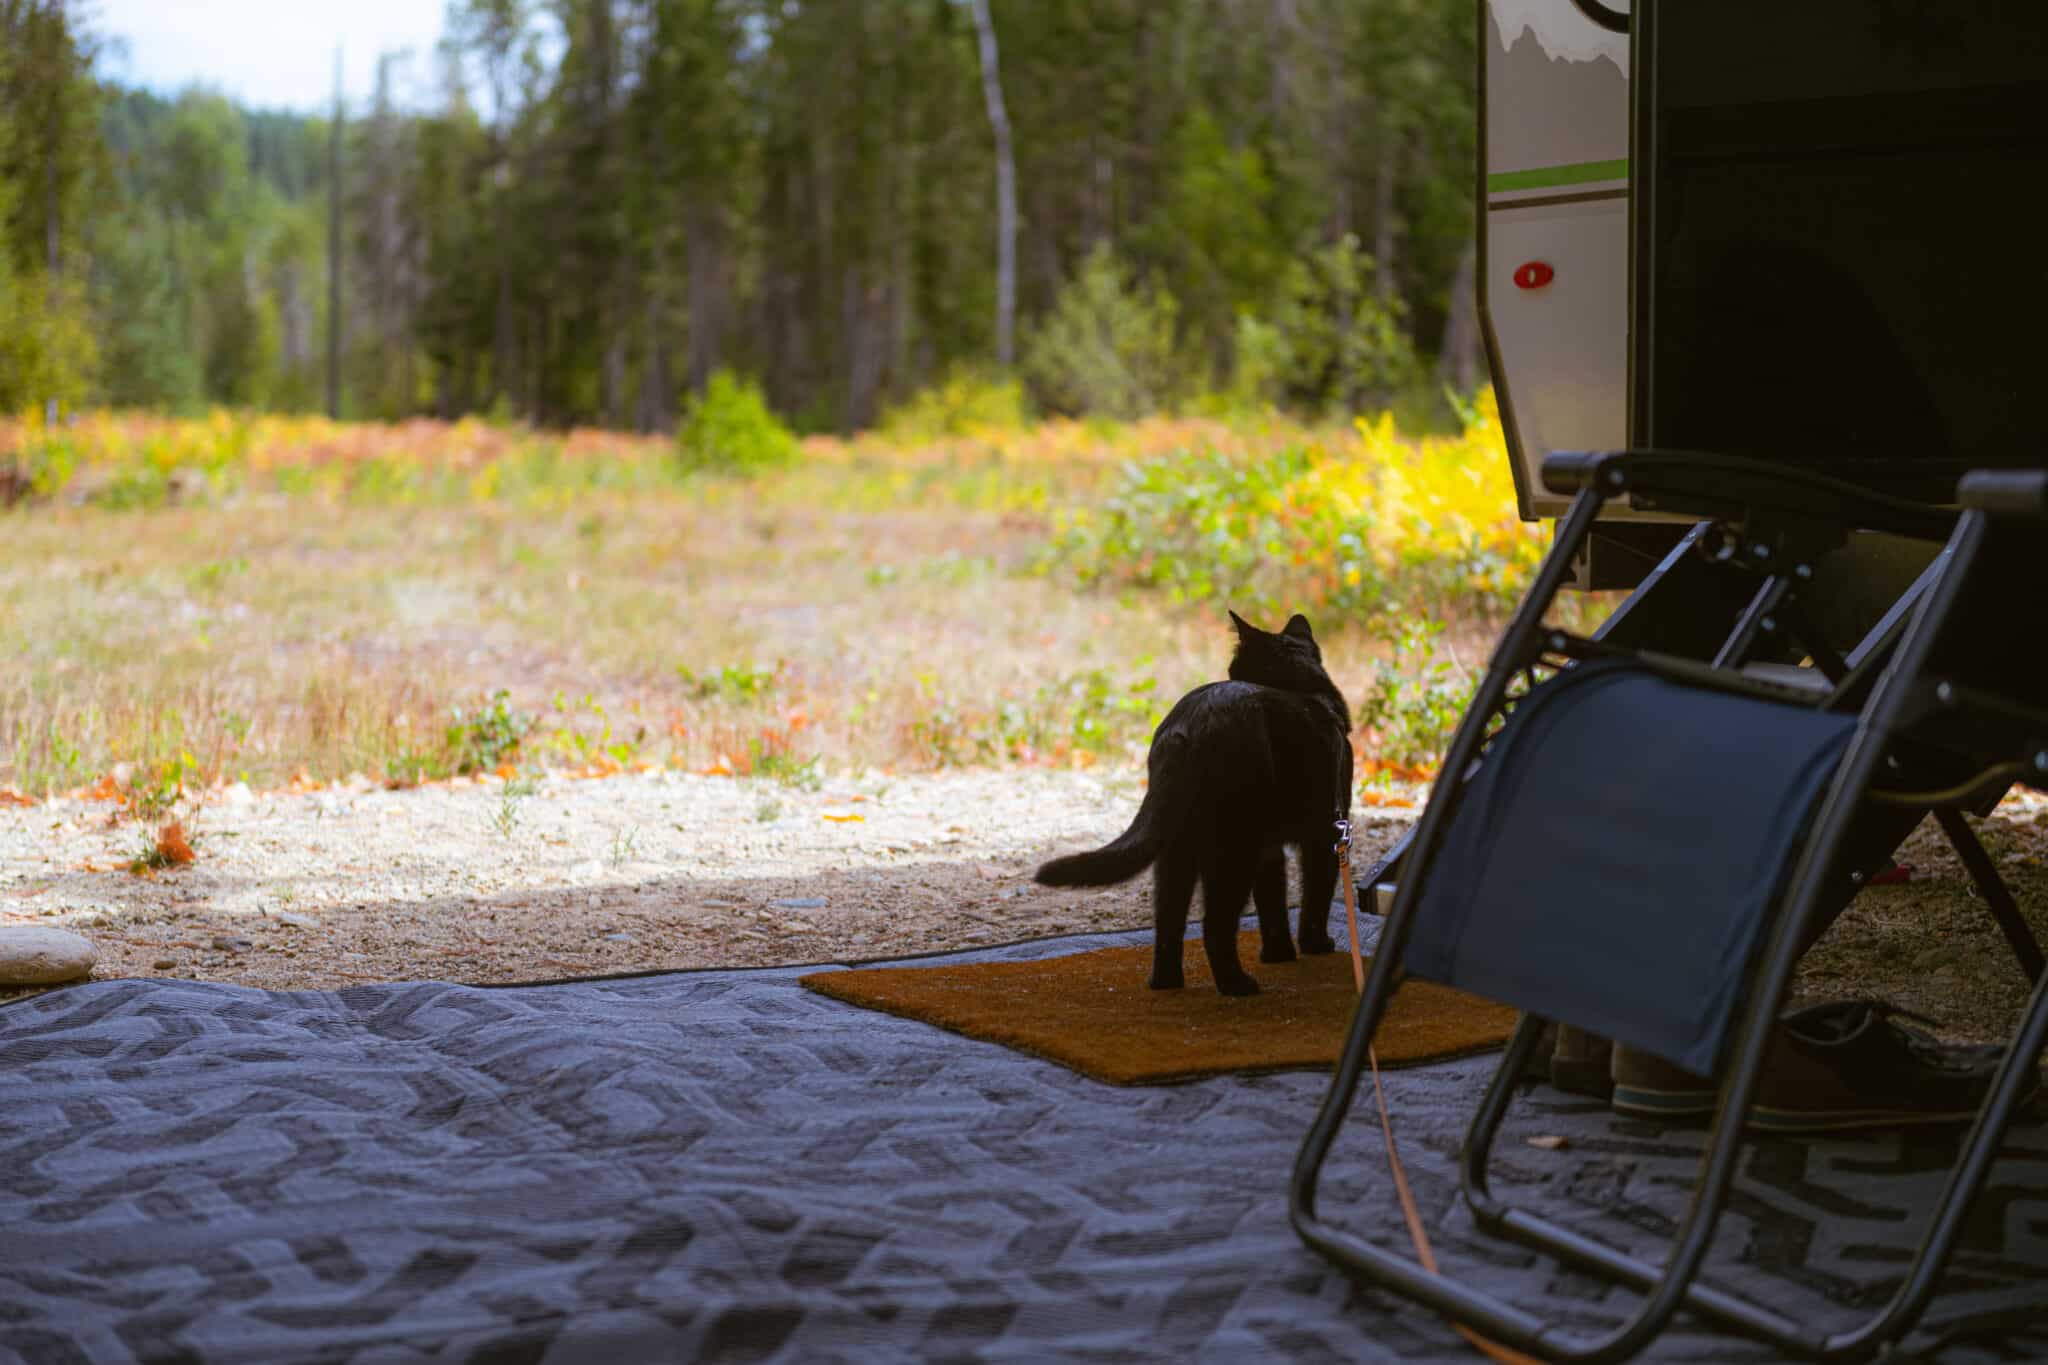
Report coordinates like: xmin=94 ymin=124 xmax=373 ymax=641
xmin=1035 ymin=610 xmax=1353 ymax=996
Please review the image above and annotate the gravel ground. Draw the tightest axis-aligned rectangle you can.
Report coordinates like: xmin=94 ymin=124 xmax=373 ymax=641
xmin=0 ymin=765 xmax=1418 ymax=1001
xmin=5 ymin=769 xmax=2046 ymax=1050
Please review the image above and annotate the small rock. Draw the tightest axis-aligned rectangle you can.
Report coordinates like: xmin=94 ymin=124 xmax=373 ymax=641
xmin=275 ymin=912 xmax=316 ymax=929
xmin=153 ymin=958 xmax=179 ymax=971
xmin=701 ymin=899 xmax=735 ymax=909
xmin=211 ymin=936 xmax=253 ymax=953
xmin=570 ymin=859 xmax=605 ymax=881
xmin=772 ymin=897 xmax=827 ymax=910
xmin=221 ymin=782 xmax=256 ymax=809
xmin=603 ymin=932 xmax=635 ymax=943
xmin=0 ymin=926 xmax=96 ymax=984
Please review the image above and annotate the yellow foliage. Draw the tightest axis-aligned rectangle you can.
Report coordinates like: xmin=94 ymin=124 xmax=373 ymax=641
xmin=0 ymin=395 xmax=1543 ymax=609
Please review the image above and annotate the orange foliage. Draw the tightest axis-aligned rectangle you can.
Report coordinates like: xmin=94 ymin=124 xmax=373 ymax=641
xmin=156 ymin=822 xmax=195 ymax=865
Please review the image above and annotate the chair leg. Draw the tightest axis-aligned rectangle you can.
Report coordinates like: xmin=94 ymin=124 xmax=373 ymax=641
xmin=1933 ymin=807 xmax=2046 ymax=985
xmin=1291 ymin=516 xmax=2004 ymax=1362
xmin=1292 ymin=490 xmax=1824 ymax=1361
xmin=1843 ymin=957 xmax=2048 ymax=1353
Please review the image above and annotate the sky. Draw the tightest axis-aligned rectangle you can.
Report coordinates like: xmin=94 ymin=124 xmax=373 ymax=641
xmin=91 ymin=0 xmax=451 ymax=113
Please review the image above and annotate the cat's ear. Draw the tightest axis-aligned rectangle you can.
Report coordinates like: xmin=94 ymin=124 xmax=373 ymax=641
xmin=1282 ymin=613 xmax=1314 ymax=640
xmin=1228 ymin=609 xmax=1258 ymax=638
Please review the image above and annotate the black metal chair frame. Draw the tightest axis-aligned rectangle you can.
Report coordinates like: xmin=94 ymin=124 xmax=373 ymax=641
xmin=1291 ymin=453 xmax=2048 ymax=1363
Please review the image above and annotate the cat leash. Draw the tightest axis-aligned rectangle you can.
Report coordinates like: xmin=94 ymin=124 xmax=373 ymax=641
xmin=1336 ymin=815 xmax=1543 ymax=1365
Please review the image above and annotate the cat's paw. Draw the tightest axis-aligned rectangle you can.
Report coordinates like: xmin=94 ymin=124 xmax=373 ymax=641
xmin=1297 ymin=931 xmax=1336 ymax=956
xmin=1214 ymin=974 xmax=1261 ymax=997
xmin=1148 ymin=970 xmax=1185 ymax=990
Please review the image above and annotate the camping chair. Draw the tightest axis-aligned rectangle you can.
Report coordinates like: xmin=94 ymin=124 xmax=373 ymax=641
xmin=1291 ymin=453 xmax=2048 ymax=1362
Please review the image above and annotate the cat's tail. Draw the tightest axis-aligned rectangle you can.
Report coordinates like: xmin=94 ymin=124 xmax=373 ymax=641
xmin=1033 ymin=734 xmax=1197 ymax=887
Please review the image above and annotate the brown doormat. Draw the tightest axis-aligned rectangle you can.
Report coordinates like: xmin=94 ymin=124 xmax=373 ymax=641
xmin=799 ymin=931 xmax=1520 ymax=1086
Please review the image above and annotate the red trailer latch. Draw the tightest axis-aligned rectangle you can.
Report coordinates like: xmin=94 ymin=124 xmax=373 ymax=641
xmin=1513 ymin=261 xmax=1555 ymax=290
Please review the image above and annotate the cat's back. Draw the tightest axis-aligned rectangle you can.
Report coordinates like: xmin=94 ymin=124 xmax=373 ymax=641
xmin=1155 ymin=678 xmax=1265 ymax=731
xmin=1158 ymin=678 xmax=1344 ymax=755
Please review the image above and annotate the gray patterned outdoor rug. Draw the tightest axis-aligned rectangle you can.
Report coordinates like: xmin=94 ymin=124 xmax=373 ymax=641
xmin=3 ymin=923 xmax=2044 ymax=1364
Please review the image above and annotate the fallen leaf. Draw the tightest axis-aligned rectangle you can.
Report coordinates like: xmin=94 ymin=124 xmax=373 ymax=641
xmin=822 ymin=812 xmax=864 ymax=823
xmin=1358 ymin=758 xmax=1439 ymax=783
xmin=1526 ymin=1135 xmax=1570 ymax=1152
xmin=157 ymin=822 xmax=196 ymax=866
xmin=0 ymin=788 xmax=35 ymax=807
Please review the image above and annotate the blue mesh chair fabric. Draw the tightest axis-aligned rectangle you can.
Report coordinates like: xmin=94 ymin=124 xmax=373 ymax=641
xmin=1402 ymin=662 xmax=1858 ymax=1076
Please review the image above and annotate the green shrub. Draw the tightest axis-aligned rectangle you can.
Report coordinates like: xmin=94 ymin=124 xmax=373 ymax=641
xmin=1238 ymin=234 xmax=1418 ymax=417
xmin=1358 ymin=617 xmax=1476 ymax=771
xmin=1021 ymin=245 xmax=1190 ymax=419
xmin=904 ymin=666 xmax=1167 ymax=767
xmin=444 ymin=689 xmax=534 ymax=774
xmin=677 ymin=370 xmax=801 ymax=474
xmin=1219 ymin=313 xmax=1290 ymax=412
xmin=878 ymin=370 xmax=1028 ymax=442
xmin=676 ymin=661 xmax=780 ymax=704
xmin=1044 ymin=443 xmax=1385 ymax=620
xmin=0 ymin=267 xmax=97 ymax=416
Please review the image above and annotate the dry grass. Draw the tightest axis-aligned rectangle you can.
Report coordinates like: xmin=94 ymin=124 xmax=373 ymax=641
xmin=0 ymin=490 xmax=1484 ymax=796
xmin=1 ymin=401 xmax=1556 ymax=797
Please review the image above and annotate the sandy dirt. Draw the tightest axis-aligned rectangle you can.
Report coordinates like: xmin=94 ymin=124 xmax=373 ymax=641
xmin=5 ymin=769 xmax=2044 ymax=1050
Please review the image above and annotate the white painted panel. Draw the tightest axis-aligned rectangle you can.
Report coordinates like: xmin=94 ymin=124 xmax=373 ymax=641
xmin=1488 ymin=199 xmax=1629 ymax=517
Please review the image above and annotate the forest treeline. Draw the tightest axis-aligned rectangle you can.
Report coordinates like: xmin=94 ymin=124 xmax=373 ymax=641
xmin=1 ymin=0 xmax=1480 ymax=432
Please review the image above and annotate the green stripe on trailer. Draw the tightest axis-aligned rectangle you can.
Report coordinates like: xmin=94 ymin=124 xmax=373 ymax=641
xmin=1487 ymin=159 xmax=1630 ymax=192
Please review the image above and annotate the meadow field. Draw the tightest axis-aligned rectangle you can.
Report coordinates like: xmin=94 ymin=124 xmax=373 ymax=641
xmin=0 ymin=395 xmax=1551 ymax=808
xmin=9 ymin=396 xmax=2048 ymax=1050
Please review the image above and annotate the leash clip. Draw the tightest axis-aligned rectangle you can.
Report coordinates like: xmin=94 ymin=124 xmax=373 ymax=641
xmin=1333 ymin=817 xmax=1352 ymax=857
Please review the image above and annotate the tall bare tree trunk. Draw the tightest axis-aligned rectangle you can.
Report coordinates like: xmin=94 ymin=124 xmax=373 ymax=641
xmin=684 ymin=202 xmax=723 ymax=393
xmin=969 ymin=0 xmax=1016 ymax=368
xmin=1372 ymin=128 xmax=1399 ymax=303
xmin=639 ymin=255 xmax=671 ymax=431
xmin=1436 ymin=239 xmax=1481 ymax=393
xmin=44 ymin=87 xmax=60 ymax=424
xmin=494 ymin=222 xmax=514 ymax=410
xmin=326 ymin=49 xmax=343 ymax=419
xmin=603 ymin=293 xmax=627 ymax=428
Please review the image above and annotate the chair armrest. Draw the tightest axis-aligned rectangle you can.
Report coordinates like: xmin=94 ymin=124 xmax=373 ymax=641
xmin=1539 ymin=451 xmax=1617 ymax=495
xmin=1538 ymin=449 xmax=1958 ymax=542
xmin=1956 ymin=469 xmax=2048 ymax=519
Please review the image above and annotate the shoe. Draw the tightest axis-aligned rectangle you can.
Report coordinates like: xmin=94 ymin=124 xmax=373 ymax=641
xmin=1750 ymin=1000 xmax=2017 ymax=1134
xmin=1612 ymin=1000 xmax=2026 ymax=1132
xmin=1611 ymin=1045 xmax=1715 ymax=1121
xmin=1518 ymin=1016 xmax=1558 ymax=1083
xmin=1549 ymin=1024 xmax=1616 ymax=1101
